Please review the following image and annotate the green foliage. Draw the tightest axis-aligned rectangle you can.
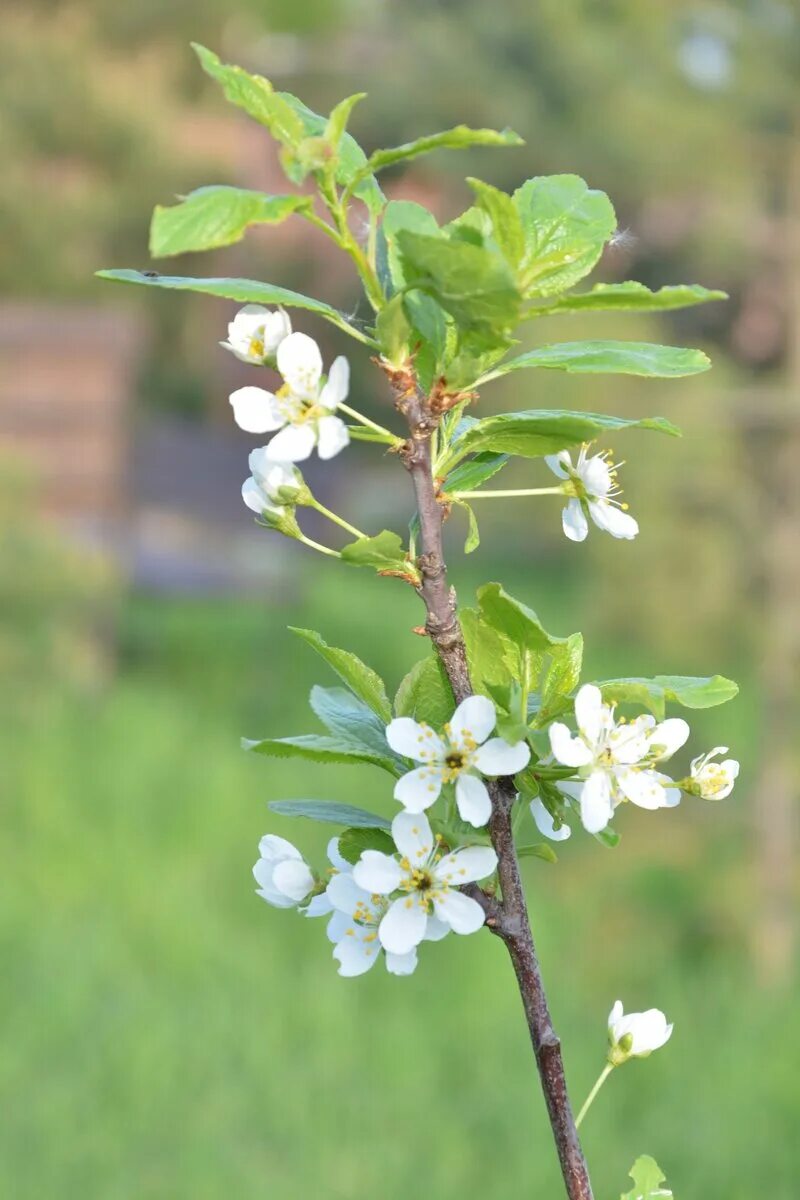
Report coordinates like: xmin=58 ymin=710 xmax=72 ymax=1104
xmin=338 ymin=826 xmax=395 ymax=864
xmin=192 ymin=43 xmax=289 ymax=129
xmin=535 ymin=281 xmax=728 ymax=317
xmin=536 ymin=632 xmax=584 ymax=727
xmin=243 ymin=733 xmax=395 ymax=771
xmin=441 ymin=452 xmax=510 ymax=496
xmin=267 ymin=800 xmax=391 ymax=830
xmin=477 ymin=582 xmax=566 ymax=655
xmin=277 ymin=91 xmax=384 ymax=213
xmin=149 ymin=187 xmax=312 ymax=257
xmin=289 ymin=627 xmax=392 ymax=723
xmin=477 ymin=341 xmax=711 ymax=384
xmin=394 ymin=655 xmax=455 ymax=729
xmin=514 ymin=174 xmax=616 ymax=296
xmin=360 ymin=124 xmax=522 ymax=178
xmin=596 ymin=675 xmax=739 ymax=720
xmin=309 ymin=686 xmax=403 ymax=768
xmin=397 ymin=229 xmax=521 ymax=331
xmin=517 ymin=843 xmax=559 ymax=863
xmin=445 ymin=409 xmax=679 ymax=464
xmin=621 ymin=1155 xmax=673 ymax=1200
xmin=340 ymin=531 xmax=418 ymax=580
xmin=451 ymin=498 xmax=481 ymax=553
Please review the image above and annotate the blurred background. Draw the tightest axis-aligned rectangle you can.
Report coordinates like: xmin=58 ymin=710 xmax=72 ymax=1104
xmin=1 ymin=1 xmax=798 ymax=1197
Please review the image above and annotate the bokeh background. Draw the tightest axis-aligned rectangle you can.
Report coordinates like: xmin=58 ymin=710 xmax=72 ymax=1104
xmin=1 ymin=2 xmax=799 ymax=1197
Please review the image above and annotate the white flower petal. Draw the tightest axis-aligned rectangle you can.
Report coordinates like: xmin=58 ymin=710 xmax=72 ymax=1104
xmin=580 ymin=454 xmax=612 ymax=498
xmin=266 ymin=422 xmax=316 ymax=463
xmin=530 ymin=798 xmax=572 ymax=841
xmin=255 ymin=881 xmax=296 ymax=908
xmin=615 ymin=766 xmax=668 ymax=810
xmin=378 ymin=895 xmax=428 ymax=955
xmin=548 ymin=722 xmax=593 ymax=768
xmin=385 ymin=949 xmax=418 ymax=976
xmin=334 ymin=936 xmax=380 ymax=977
xmin=326 ymin=871 xmax=372 ymax=914
xmin=422 ymin=915 xmax=450 ymax=942
xmin=649 ymin=718 xmax=690 ymax=759
xmin=263 ymin=308 xmax=292 ymax=353
xmin=579 ymin=770 xmax=614 ymax=833
xmin=472 ymin=737 xmax=530 ymax=777
xmin=319 ymin=356 xmax=350 ymax=409
xmin=434 ymin=844 xmax=498 ymax=886
xmin=562 ymin=498 xmax=589 ymax=542
xmin=277 ymin=332 xmax=323 ymax=399
xmin=326 ymin=836 xmax=350 ymax=873
xmin=326 ymin=910 xmax=351 ymax=944
xmin=545 ymin=451 xmax=572 ymax=479
xmin=432 ymin=890 xmax=486 ymax=935
xmin=394 ymin=766 xmax=443 ymax=812
xmin=352 ymin=851 xmax=403 ymax=895
xmin=242 ymin=477 xmax=282 ymax=516
xmin=454 ymin=774 xmax=492 ymax=827
xmin=575 ymin=684 xmax=604 ymax=745
xmin=257 ymin=834 xmax=302 ymax=863
xmin=303 ymin=892 xmax=333 ymax=918
xmin=317 ymin=415 xmax=350 ymax=460
xmin=229 ymin=387 xmax=285 ymax=434
xmin=386 ymin=717 xmax=444 ymax=761
xmin=272 ymin=858 xmax=315 ymax=902
xmin=449 ymin=695 xmax=496 ymax=748
xmin=588 ymin=501 xmax=639 ymax=539
xmin=391 ymin=811 xmax=435 ymax=863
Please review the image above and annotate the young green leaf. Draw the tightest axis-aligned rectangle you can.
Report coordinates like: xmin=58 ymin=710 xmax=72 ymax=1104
xmin=394 ymin=655 xmax=455 ymax=729
xmin=452 ymin=499 xmax=481 ymax=553
xmin=278 ymin=92 xmax=384 ymax=213
xmin=477 ymin=340 xmax=711 ymax=384
xmin=340 ymin=530 xmax=418 ymax=580
xmin=325 ymin=92 xmax=367 ymax=151
xmin=514 ymin=174 xmax=616 ymax=297
xmin=397 ymin=230 xmax=521 ymax=331
xmin=338 ymin=826 xmax=396 ymax=864
xmin=441 ymin=452 xmax=510 ymax=495
xmin=375 ymin=293 xmax=412 ymax=362
xmin=309 ymin=686 xmax=404 ymax=769
xmin=192 ymin=43 xmax=285 ymax=129
xmin=535 ymin=633 xmax=584 ymax=726
xmin=596 ymin=674 xmax=739 ymax=720
xmin=243 ymin=733 xmax=396 ymax=772
xmin=517 ymin=843 xmax=559 ymax=864
xmin=460 ymin=607 xmax=514 ymax=691
xmin=447 ymin=409 xmax=679 ymax=463
xmin=149 ymin=187 xmax=312 ymax=258
xmin=289 ymin=627 xmax=392 ymax=723
xmin=267 ymin=800 xmax=391 ymax=830
xmin=533 ymin=281 xmax=728 ymax=317
xmin=621 ymin=1155 xmax=673 ymax=1200
xmin=468 ymin=177 xmax=526 ymax=267
xmin=95 ymin=270 xmax=376 ymax=345
xmin=477 ymin=582 xmax=566 ymax=654
xmin=359 ymin=125 xmax=523 ymax=179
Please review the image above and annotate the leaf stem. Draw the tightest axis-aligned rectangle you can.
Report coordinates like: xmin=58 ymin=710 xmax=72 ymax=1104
xmin=575 ymin=1064 xmax=615 ymax=1130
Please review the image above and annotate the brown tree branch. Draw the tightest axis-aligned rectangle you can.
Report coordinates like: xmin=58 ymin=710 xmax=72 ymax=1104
xmin=390 ymin=366 xmax=594 ymax=1200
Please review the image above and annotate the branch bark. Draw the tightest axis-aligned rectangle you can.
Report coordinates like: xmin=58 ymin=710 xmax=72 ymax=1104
xmin=393 ymin=371 xmax=594 ymax=1200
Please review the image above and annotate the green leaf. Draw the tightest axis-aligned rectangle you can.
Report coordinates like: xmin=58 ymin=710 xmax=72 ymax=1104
xmin=536 ymin=633 xmax=584 ymax=726
xmin=394 ymin=655 xmax=455 ymax=729
xmin=621 ymin=1155 xmax=673 ymax=1200
xmin=149 ymin=187 xmax=312 ymax=258
xmin=534 ymin=281 xmax=728 ymax=317
xmin=477 ymin=340 xmax=711 ymax=384
xmin=340 ymin=530 xmax=418 ymax=579
xmin=460 ymin=608 xmax=514 ymax=692
xmin=442 ymin=452 xmax=510 ymax=495
xmin=289 ymin=627 xmax=392 ymax=723
xmin=94 ymin=270 xmax=375 ymax=345
xmin=309 ymin=686 xmax=405 ymax=769
xmin=449 ymin=409 xmax=679 ymax=462
xmin=596 ymin=674 xmax=739 ymax=720
xmin=278 ymin=92 xmax=384 ymax=214
xmin=267 ymin=800 xmax=391 ymax=830
xmin=478 ymin=582 xmax=566 ymax=654
xmin=517 ymin=843 xmax=559 ymax=863
xmin=382 ymin=201 xmax=440 ymax=288
xmin=242 ymin=733 xmax=394 ymax=771
xmin=397 ymin=231 xmax=521 ymax=331
xmin=375 ymin=294 xmax=412 ymax=362
xmin=192 ymin=43 xmax=287 ymax=130
xmin=452 ymin=499 xmax=480 ymax=553
xmin=338 ymin=826 xmax=396 ymax=864
xmin=325 ymin=92 xmax=367 ymax=151
xmin=514 ymin=174 xmax=616 ymax=297
xmin=362 ymin=125 xmax=523 ymax=178
xmin=468 ymin=177 xmax=526 ymax=267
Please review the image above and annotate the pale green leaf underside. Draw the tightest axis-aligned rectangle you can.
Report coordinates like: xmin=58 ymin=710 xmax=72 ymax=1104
xmin=267 ymin=799 xmax=391 ymax=830
xmin=534 ymin=281 xmax=728 ymax=316
xmin=450 ymin=409 xmax=680 ymax=460
xmin=596 ymin=674 xmax=739 ymax=720
xmin=149 ymin=187 xmax=312 ymax=257
xmin=95 ymin=270 xmax=375 ymax=345
xmin=478 ymin=340 xmax=711 ymax=383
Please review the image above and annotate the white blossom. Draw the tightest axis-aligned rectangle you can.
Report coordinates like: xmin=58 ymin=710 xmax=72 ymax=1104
xmin=688 ymin=746 xmax=739 ymax=799
xmin=325 ymin=868 xmax=429 ymax=977
xmin=530 ymin=797 xmax=572 ymax=842
xmin=351 ymin=811 xmax=497 ymax=957
xmin=221 ymin=304 xmax=291 ymax=364
xmin=548 ymin=684 xmax=687 ymax=833
xmin=229 ymin=332 xmax=350 ymax=462
xmin=386 ymin=695 xmax=530 ymax=828
xmin=241 ymin=449 xmax=303 ymax=516
xmin=545 ymin=445 xmax=639 ymax=542
xmin=608 ymin=1000 xmax=673 ymax=1062
xmin=253 ymin=834 xmax=315 ymax=908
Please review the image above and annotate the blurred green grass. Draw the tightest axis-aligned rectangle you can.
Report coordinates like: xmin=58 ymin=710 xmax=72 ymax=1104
xmin=1 ymin=566 xmax=795 ymax=1200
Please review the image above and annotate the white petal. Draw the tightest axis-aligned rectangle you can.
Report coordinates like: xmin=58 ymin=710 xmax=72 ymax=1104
xmin=334 ymin=936 xmax=379 ymax=977
xmin=545 ymin=451 xmax=571 ymax=479
xmin=423 ymin=915 xmax=450 ymax=942
xmin=394 ymin=766 xmax=442 ymax=812
xmin=627 ymin=1009 xmax=673 ymax=1054
xmin=432 ymin=890 xmax=486 ymax=935
xmin=562 ymin=498 xmax=589 ymax=542
xmin=386 ymin=716 xmax=445 ymax=762
xmin=615 ymin=766 xmax=667 ymax=810
xmin=608 ymin=999 xmax=624 ymax=1030
xmin=277 ymin=332 xmax=322 ymax=399
xmin=326 ymin=871 xmax=371 ymax=914
xmin=255 ymin=881 xmax=296 ymax=908
xmin=378 ymin=895 xmax=428 ymax=954
xmin=434 ymin=844 xmax=498 ymax=886
xmin=454 ymin=774 xmax=492 ymax=827
xmin=588 ymin=501 xmax=639 ymax=539
xmin=318 ymin=356 xmax=350 ymax=409
xmin=263 ymin=308 xmax=292 ymax=353
xmin=266 ymin=422 xmax=316 ymax=463
xmin=575 ymin=684 xmax=604 ymax=745
xmin=326 ymin=836 xmax=350 ymax=873
xmin=351 ymin=851 xmax=402 ymax=895
xmin=257 ymin=834 xmax=302 ymax=863
xmin=242 ymin=477 xmax=281 ymax=516
xmin=472 ymin=737 xmax=530 ymax=777
xmin=548 ymin=722 xmax=593 ymax=768
xmin=530 ymin=798 xmax=572 ymax=841
xmin=385 ymin=948 xmax=418 ymax=976
xmin=579 ymin=770 xmax=614 ymax=833
xmin=649 ymin=717 xmax=690 ymax=759
xmin=316 ymin=415 xmax=350 ymax=460
xmin=228 ymin=304 xmax=270 ymax=337
xmin=580 ymin=454 xmax=612 ymax=497
xmin=326 ymin=910 xmax=351 ymax=944
xmin=449 ymin=695 xmax=496 ymax=749
xmin=391 ymin=811 xmax=435 ymax=863
xmin=229 ymin=387 xmax=285 ymax=434
xmin=272 ymin=858 xmax=314 ymax=902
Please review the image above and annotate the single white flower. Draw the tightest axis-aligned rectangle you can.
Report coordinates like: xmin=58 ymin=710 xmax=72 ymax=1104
xmin=351 ymin=811 xmax=498 ymax=956
xmin=548 ymin=684 xmax=687 ymax=833
xmin=253 ymin=834 xmax=315 ymax=908
xmin=325 ymin=866 xmax=437 ymax=977
xmin=229 ymin=332 xmax=350 ymax=462
xmin=688 ymin=746 xmax=739 ymax=799
xmin=530 ymin=797 xmax=572 ymax=842
xmin=386 ymin=695 xmax=530 ymax=828
xmin=241 ymin=449 xmax=303 ymax=516
xmin=608 ymin=1000 xmax=673 ymax=1063
xmin=545 ymin=445 xmax=639 ymax=542
xmin=221 ymin=304 xmax=291 ymax=364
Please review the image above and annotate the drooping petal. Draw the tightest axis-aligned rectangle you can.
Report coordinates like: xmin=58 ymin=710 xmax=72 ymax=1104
xmin=530 ymin=798 xmax=572 ymax=841
xmin=276 ymin=332 xmax=323 ymax=399
xmin=351 ymin=851 xmax=403 ymax=895
xmin=378 ymin=895 xmax=428 ymax=954
xmin=562 ymin=498 xmax=589 ymax=542
xmin=454 ymin=773 xmax=492 ymax=827
xmin=578 ymin=770 xmax=614 ymax=833
xmin=319 ymin=356 xmax=350 ymax=409
xmin=448 ymin=694 xmax=496 ymax=749
xmin=385 ymin=948 xmax=418 ymax=975
xmin=391 ymin=811 xmax=435 ymax=863
xmin=588 ymin=501 xmax=639 ymax=540
xmin=394 ymin=766 xmax=443 ymax=812
xmin=334 ymin=935 xmax=379 ymax=977
xmin=432 ymin=890 xmax=486 ymax=935
xmin=434 ymin=844 xmax=498 ymax=886
xmin=272 ymin=858 xmax=315 ymax=902
xmin=548 ymin=722 xmax=593 ymax=768
xmin=386 ymin=717 xmax=445 ymax=762
xmin=229 ymin=386 xmax=285 ymax=434
xmin=472 ymin=736 xmax=530 ymax=777
xmin=545 ymin=451 xmax=572 ymax=479
xmin=614 ymin=766 xmax=668 ymax=811
xmin=317 ymin=415 xmax=350 ymax=460
xmin=265 ymin=422 xmax=316 ymax=463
